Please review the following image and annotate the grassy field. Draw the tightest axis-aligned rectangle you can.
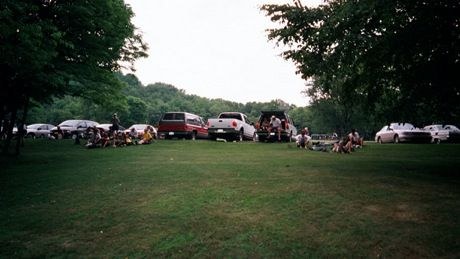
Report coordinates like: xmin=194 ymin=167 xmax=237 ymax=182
xmin=1 ymin=139 xmax=460 ymax=258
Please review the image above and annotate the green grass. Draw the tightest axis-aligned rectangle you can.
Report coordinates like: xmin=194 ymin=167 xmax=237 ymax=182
xmin=1 ymin=139 xmax=460 ymax=257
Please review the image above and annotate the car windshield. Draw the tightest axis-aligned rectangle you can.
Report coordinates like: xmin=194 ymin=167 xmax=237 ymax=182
xmin=425 ymin=125 xmax=443 ymax=130
xmin=132 ymin=124 xmax=147 ymax=129
xmin=27 ymin=124 xmax=42 ymax=129
xmin=391 ymin=123 xmax=415 ymax=130
xmin=59 ymin=120 xmax=79 ymax=127
xmin=162 ymin=113 xmax=185 ymax=121
xmin=445 ymin=125 xmax=460 ymax=131
xmin=219 ymin=113 xmax=241 ymax=120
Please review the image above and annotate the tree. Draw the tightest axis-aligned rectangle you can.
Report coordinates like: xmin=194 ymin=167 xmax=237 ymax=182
xmin=0 ymin=0 xmax=147 ymax=154
xmin=261 ymin=0 xmax=460 ymax=130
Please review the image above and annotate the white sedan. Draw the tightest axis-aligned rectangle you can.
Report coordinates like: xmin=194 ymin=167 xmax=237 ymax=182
xmin=26 ymin=124 xmax=55 ymax=138
xmin=423 ymin=125 xmax=449 ymax=144
xmin=375 ymin=123 xmax=431 ymax=144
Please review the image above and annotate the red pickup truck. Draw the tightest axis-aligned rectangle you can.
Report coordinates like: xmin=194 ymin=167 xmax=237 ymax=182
xmin=158 ymin=112 xmax=208 ymax=140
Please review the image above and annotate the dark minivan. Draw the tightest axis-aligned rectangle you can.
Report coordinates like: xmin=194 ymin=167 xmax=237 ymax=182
xmin=255 ymin=111 xmax=297 ymax=142
xmin=158 ymin=112 xmax=208 ymax=140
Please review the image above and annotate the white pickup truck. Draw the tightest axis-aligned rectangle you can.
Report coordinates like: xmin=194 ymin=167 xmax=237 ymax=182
xmin=207 ymin=112 xmax=256 ymax=141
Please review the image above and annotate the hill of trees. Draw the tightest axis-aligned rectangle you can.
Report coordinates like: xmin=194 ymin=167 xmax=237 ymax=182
xmin=27 ymin=73 xmax=312 ymax=129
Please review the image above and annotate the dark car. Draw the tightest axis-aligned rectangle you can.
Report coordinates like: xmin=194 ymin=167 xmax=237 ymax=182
xmin=158 ymin=112 xmax=208 ymax=140
xmin=50 ymin=120 xmax=99 ymax=139
xmin=255 ymin=111 xmax=297 ymax=142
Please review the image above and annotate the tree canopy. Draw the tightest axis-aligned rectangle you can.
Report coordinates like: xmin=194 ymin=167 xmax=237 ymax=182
xmin=262 ymin=0 xmax=460 ymax=130
xmin=0 ymin=0 xmax=147 ymax=154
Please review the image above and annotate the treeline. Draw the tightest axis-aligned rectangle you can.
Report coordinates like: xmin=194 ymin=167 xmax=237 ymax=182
xmin=27 ymin=73 xmax=306 ymax=128
xmin=26 ymin=72 xmax=439 ymax=139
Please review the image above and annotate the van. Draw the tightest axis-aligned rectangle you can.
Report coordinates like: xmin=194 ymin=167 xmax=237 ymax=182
xmin=158 ymin=112 xmax=208 ymax=140
xmin=255 ymin=111 xmax=297 ymax=142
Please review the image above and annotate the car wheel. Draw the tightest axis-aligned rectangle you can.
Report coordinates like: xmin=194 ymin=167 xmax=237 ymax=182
xmin=238 ymin=130 xmax=244 ymax=142
xmin=27 ymin=133 xmax=35 ymax=139
xmin=191 ymin=131 xmax=197 ymax=141
xmin=394 ymin=135 xmax=400 ymax=144
xmin=434 ymin=138 xmax=441 ymax=144
xmin=377 ymin=137 xmax=383 ymax=144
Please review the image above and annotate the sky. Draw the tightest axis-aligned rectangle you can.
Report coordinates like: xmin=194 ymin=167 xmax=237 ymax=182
xmin=124 ymin=0 xmax=322 ymax=106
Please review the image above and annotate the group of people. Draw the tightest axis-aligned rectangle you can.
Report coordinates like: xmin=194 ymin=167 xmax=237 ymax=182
xmin=295 ymin=127 xmax=364 ymax=153
xmin=261 ymin=115 xmax=283 ymax=141
xmin=85 ymin=114 xmax=154 ymax=149
xmin=332 ymin=129 xmax=364 ymax=153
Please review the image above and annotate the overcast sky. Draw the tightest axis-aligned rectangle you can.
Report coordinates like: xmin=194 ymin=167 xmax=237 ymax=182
xmin=124 ymin=0 xmax=322 ymax=106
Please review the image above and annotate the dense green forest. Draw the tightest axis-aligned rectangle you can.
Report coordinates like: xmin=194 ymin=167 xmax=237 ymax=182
xmin=26 ymin=73 xmax=295 ymax=129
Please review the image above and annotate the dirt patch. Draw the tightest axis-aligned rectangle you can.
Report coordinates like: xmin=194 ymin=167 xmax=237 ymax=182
xmin=364 ymin=203 xmax=427 ymax=223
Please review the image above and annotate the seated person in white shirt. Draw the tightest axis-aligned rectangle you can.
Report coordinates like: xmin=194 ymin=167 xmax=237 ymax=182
xmin=296 ymin=129 xmax=311 ymax=149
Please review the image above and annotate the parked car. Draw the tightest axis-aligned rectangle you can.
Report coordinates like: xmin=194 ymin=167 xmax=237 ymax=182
xmin=50 ymin=120 xmax=99 ymax=139
xmin=97 ymin=123 xmax=125 ymax=133
xmin=124 ymin=124 xmax=156 ymax=139
xmin=207 ymin=112 xmax=256 ymax=141
xmin=375 ymin=123 xmax=431 ymax=144
xmin=423 ymin=125 xmax=450 ymax=144
xmin=158 ymin=112 xmax=208 ymax=140
xmin=26 ymin=123 xmax=55 ymax=138
xmin=442 ymin=125 xmax=460 ymax=143
xmin=255 ymin=111 xmax=297 ymax=142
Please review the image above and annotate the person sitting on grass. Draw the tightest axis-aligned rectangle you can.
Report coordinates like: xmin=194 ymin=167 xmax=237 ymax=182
xmin=100 ymin=131 xmax=110 ymax=148
xmin=138 ymin=127 xmax=153 ymax=144
xmin=348 ymin=128 xmax=364 ymax=148
xmin=332 ymin=135 xmax=352 ymax=153
xmin=86 ymin=127 xmax=101 ymax=149
xmin=123 ymin=132 xmax=133 ymax=146
xmin=296 ymin=129 xmax=311 ymax=149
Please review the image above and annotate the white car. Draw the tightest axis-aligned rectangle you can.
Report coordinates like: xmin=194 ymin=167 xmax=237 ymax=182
xmin=26 ymin=123 xmax=55 ymax=138
xmin=375 ymin=123 xmax=432 ymax=144
xmin=443 ymin=125 xmax=460 ymax=143
xmin=96 ymin=123 xmax=125 ymax=133
xmin=125 ymin=124 xmax=157 ymax=139
xmin=423 ymin=125 xmax=450 ymax=144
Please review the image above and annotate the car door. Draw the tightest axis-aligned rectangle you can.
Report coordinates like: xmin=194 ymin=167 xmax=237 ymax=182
xmin=243 ymin=114 xmax=255 ymax=138
xmin=381 ymin=127 xmax=394 ymax=143
xmin=36 ymin=125 xmax=47 ymax=137
xmin=196 ymin=116 xmax=208 ymax=138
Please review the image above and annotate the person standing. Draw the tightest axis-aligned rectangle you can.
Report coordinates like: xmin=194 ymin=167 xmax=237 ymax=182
xmin=110 ymin=113 xmax=120 ymax=133
xmin=110 ymin=113 xmax=120 ymax=147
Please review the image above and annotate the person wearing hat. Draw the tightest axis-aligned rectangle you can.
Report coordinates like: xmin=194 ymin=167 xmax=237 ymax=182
xmin=268 ymin=115 xmax=282 ymax=141
xmin=110 ymin=113 xmax=120 ymax=133
xmin=110 ymin=113 xmax=121 ymax=147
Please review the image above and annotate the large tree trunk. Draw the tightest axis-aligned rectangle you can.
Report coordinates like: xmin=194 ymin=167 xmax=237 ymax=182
xmin=15 ymin=97 xmax=29 ymax=155
xmin=1 ymin=107 xmax=17 ymax=155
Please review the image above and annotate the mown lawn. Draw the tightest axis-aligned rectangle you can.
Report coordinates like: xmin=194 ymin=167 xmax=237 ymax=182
xmin=1 ymin=139 xmax=459 ymax=258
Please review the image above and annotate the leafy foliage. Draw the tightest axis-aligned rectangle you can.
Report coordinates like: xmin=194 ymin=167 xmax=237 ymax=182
xmin=261 ymin=0 xmax=460 ymax=128
xmin=27 ymin=73 xmax=300 ymax=127
xmin=0 ymin=0 xmax=147 ymax=154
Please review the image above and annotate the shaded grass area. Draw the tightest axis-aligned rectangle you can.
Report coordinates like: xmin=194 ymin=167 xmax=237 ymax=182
xmin=1 ymin=139 xmax=460 ymax=257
